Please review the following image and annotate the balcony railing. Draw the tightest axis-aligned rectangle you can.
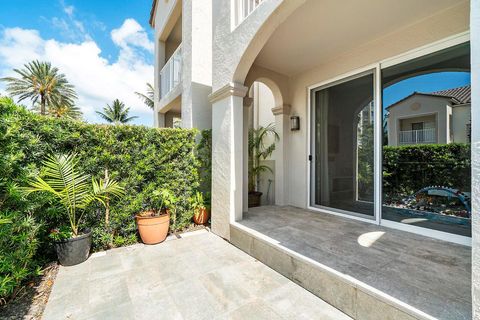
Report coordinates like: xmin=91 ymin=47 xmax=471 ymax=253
xmin=159 ymin=44 xmax=182 ymax=99
xmin=233 ymin=0 xmax=264 ymax=27
xmin=399 ymin=128 xmax=436 ymax=145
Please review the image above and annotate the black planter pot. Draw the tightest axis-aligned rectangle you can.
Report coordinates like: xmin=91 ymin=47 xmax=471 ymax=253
xmin=248 ymin=191 xmax=263 ymax=208
xmin=54 ymin=229 xmax=92 ymax=266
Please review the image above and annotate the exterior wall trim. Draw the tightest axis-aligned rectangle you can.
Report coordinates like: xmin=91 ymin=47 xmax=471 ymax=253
xmin=272 ymin=104 xmax=291 ymax=115
xmin=209 ymin=82 xmax=248 ymax=103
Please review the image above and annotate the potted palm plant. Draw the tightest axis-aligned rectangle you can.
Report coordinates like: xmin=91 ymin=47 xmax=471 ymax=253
xmin=190 ymin=191 xmax=210 ymax=225
xmin=248 ymin=123 xmax=279 ymax=207
xmin=24 ymin=153 xmax=124 ymax=266
xmin=135 ymin=189 xmax=176 ymax=245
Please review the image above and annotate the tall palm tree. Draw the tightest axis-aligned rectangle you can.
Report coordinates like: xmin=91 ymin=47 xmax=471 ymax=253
xmin=134 ymin=83 xmax=154 ymax=109
xmin=96 ymin=99 xmax=138 ymax=124
xmin=1 ymin=60 xmax=77 ymax=115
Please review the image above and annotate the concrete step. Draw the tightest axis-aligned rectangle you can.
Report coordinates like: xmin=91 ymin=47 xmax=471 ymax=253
xmin=230 ymin=222 xmax=435 ymax=320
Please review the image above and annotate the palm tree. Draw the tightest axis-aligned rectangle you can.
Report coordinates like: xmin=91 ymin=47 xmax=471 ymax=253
xmin=96 ymin=99 xmax=138 ymax=124
xmin=135 ymin=83 xmax=154 ymax=109
xmin=248 ymin=123 xmax=279 ymax=193
xmin=1 ymin=60 xmax=77 ymax=115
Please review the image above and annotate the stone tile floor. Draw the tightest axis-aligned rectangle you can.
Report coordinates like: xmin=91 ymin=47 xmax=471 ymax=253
xmin=241 ymin=206 xmax=472 ymax=320
xmin=42 ymin=229 xmax=351 ymax=320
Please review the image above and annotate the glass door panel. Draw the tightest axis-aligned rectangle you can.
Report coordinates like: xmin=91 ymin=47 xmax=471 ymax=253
xmin=311 ymin=71 xmax=375 ymax=219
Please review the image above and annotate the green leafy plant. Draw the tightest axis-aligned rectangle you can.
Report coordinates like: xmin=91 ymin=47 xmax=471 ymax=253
xmin=48 ymin=226 xmax=73 ymax=241
xmin=0 ymin=211 xmax=41 ymax=301
xmin=139 ymin=189 xmax=177 ymax=216
xmin=190 ymin=191 xmax=210 ymax=218
xmin=197 ymin=130 xmax=212 ymax=193
xmin=248 ymin=123 xmax=279 ymax=192
xmin=24 ymin=153 xmax=125 ymax=237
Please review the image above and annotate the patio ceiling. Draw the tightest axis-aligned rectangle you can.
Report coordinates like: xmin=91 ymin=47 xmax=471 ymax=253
xmin=254 ymin=0 xmax=468 ymax=76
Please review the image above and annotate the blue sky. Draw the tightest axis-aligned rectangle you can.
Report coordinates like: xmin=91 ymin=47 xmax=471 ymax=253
xmin=0 ymin=0 xmax=155 ymax=126
xmin=0 ymin=1 xmax=471 ymax=126
xmin=383 ymin=72 xmax=471 ymax=110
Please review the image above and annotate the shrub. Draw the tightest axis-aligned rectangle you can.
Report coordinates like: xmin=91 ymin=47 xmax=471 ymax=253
xmin=383 ymin=143 xmax=470 ymax=198
xmin=0 ymin=212 xmax=41 ymax=301
xmin=0 ymin=97 xmax=200 ymax=267
xmin=197 ymin=129 xmax=212 ymax=193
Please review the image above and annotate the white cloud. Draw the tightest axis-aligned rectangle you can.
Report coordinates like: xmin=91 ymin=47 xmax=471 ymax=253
xmin=0 ymin=20 xmax=154 ymax=126
xmin=111 ymin=19 xmax=154 ymax=53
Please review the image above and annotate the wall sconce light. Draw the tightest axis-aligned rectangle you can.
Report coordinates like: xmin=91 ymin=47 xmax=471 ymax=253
xmin=290 ymin=116 xmax=300 ymax=131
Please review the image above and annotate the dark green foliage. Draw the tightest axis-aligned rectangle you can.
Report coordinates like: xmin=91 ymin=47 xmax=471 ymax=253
xmin=0 ymin=97 xmax=201 ymax=299
xmin=0 ymin=212 xmax=41 ymax=300
xmin=197 ymin=129 xmax=212 ymax=193
xmin=383 ymin=144 xmax=470 ymax=199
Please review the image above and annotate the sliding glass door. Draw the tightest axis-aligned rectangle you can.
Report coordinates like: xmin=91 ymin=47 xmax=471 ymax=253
xmin=310 ymin=71 xmax=375 ymax=219
xmin=309 ymin=39 xmax=471 ymax=241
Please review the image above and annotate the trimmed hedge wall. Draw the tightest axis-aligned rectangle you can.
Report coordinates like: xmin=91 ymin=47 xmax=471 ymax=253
xmin=383 ymin=143 xmax=471 ymax=198
xmin=0 ymin=98 xmax=199 ymax=250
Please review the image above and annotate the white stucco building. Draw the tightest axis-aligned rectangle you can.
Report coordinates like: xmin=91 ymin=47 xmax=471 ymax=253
xmin=150 ymin=1 xmax=479 ymax=318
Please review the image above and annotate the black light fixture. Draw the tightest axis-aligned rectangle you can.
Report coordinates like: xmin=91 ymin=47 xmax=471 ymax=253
xmin=290 ymin=116 xmax=300 ymax=131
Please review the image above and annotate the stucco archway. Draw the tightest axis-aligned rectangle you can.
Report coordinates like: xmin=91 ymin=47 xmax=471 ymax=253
xmin=242 ymin=72 xmax=290 ymax=210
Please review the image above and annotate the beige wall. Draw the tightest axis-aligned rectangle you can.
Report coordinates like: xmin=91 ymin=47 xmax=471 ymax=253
xmin=251 ymin=82 xmax=276 ymax=205
xmin=284 ymin=5 xmax=469 ymax=208
xmin=453 ymin=104 xmax=471 ymax=143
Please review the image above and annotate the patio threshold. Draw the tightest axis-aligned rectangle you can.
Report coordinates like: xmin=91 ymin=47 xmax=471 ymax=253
xmin=230 ymin=206 xmax=471 ymax=320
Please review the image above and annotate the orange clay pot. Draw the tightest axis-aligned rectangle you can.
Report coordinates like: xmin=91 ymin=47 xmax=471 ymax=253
xmin=193 ymin=208 xmax=210 ymax=225
xmin=135 ymin=210 xmax=170 ymax=245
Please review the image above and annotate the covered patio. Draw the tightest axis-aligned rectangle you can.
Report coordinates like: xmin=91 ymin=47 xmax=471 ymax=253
xmin=232 ymin=206 xmax=471 ymax=320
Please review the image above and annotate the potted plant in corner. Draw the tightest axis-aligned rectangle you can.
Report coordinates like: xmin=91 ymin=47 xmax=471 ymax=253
xmin=24 ymin=153 xmax=124 ymax=266
xmin=248 ymin=123 xmax=279 ymax=207
xmin=190 ymin=191 xmax=210 ymax=225
xmin=136 ymin=189 xmax=176 ymax=245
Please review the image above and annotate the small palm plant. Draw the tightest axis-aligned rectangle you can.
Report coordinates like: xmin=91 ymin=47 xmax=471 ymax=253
xmin=24 ymin=153 xmax=124 ymax=237
xmin=96 ymin=99 xmax=138 ymax=124
xmin=248 ymin=123 xmax=279 ymax=193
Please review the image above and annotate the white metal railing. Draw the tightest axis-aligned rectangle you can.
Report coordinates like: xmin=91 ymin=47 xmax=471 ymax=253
xmin=233 ymin=0 xmax=264 ymax=27
xmin=399 ymin=128 xmax=436 ymax=145
xmin=159 ymin=44 xmax=182 ymax=99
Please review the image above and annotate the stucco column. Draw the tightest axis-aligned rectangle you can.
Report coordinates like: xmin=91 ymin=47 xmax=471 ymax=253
xmin=153 ymin=39 xmax=166 ymax=128
xmin=271 ymin=104 xmax=291 ymax=206
xmin=209 ymin=82 xmax=248 ymax=240
xmin=155 ymin=112 xmax=165 ymax=128
xmin=243 ymin=97 xmax=253 ymax=213
xmin=472 ymin=0 xmax=480 ymax=317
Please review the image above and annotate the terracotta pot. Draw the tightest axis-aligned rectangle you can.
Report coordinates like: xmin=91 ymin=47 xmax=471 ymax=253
xmin=135 ymin=211 xmax=170 ymax=245
xmin=248 ymin=191 xmax=263 ymax=208
xmin=193 ymin=208 xmax=210 ymax=225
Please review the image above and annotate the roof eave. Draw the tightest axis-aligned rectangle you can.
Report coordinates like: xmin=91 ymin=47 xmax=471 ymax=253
xmin=149 ymin=0 xmax=158 ymax=27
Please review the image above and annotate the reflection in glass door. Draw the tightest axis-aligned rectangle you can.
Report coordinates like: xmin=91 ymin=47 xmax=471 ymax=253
xmin=310 ymin=71 xmax=375 ymax=219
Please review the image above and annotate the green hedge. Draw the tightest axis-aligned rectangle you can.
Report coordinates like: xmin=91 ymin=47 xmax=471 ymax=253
xmin=383 ymin=143 xmax=470 ymax=198
xmin=0 ymin=97 xmax=202 ymax=300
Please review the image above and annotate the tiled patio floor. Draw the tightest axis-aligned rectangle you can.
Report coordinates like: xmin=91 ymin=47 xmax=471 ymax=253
xmin=42 ymin=230 xmax=351 ymax=320
xmin=240 ymin=206 xmax=472 ymax=320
